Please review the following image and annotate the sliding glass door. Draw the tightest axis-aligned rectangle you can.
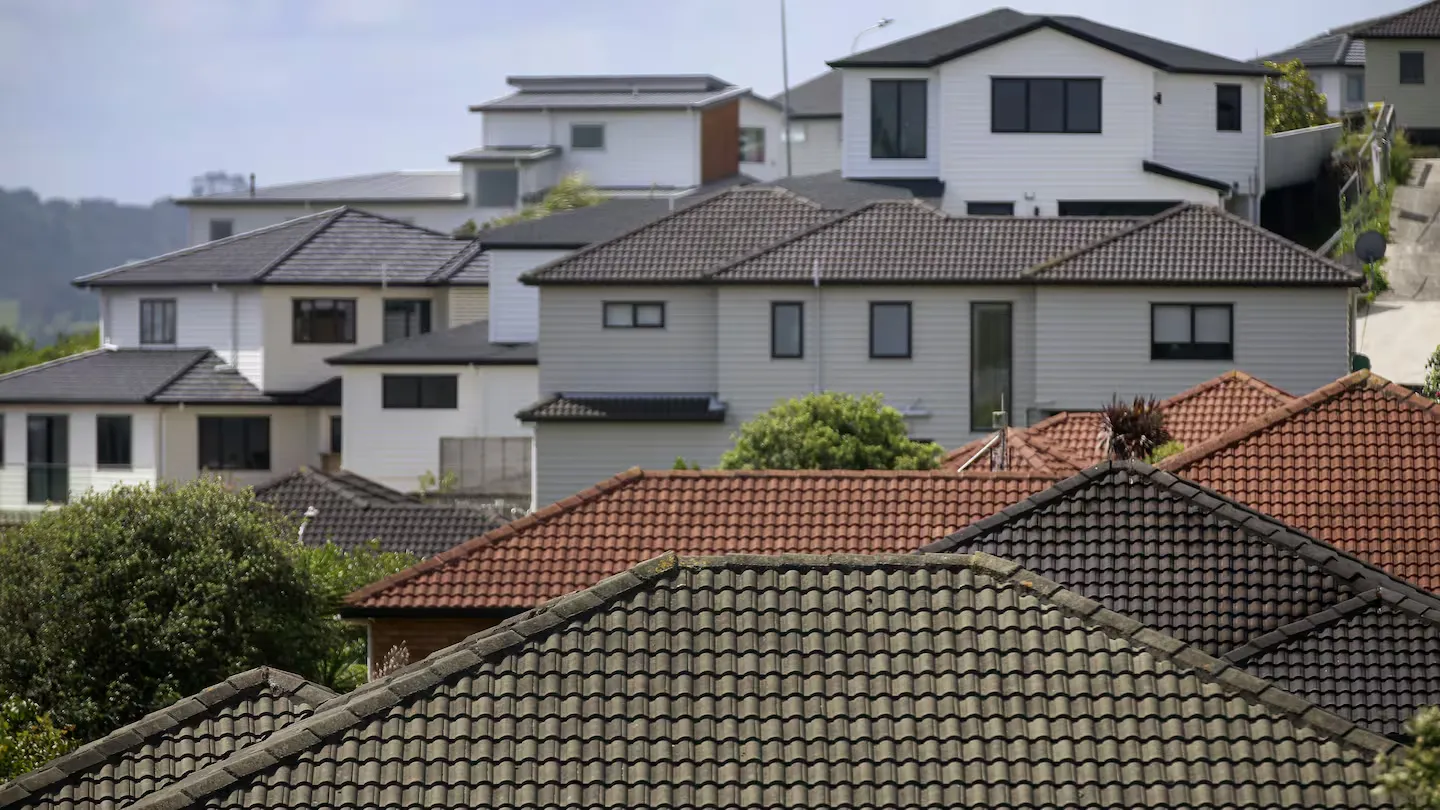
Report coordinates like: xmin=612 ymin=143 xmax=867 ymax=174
xmin=26 ymin=414 xmax=68 ymax=504
xmin=971 ymin=303 xmax=1013 ymax=431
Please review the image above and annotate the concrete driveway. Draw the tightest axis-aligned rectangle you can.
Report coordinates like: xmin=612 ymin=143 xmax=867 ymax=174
xmin=1356 ymin=158 xmax=1440 ymax=386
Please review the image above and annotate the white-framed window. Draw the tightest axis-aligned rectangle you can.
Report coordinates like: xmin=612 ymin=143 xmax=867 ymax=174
xmin=603 ymin=302 xmax=665 ymax=329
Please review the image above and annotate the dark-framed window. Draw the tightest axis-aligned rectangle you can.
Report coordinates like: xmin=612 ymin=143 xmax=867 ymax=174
xmin=870 ymin=79 xmax=927 ymax=159
xmin=1152 ymin=304 xmax=1233 ymax=360
xmin=603 ymin=301 xmax=665 ymax=329
xmin=1216 ymin=84 xmax=1242 ymax=131
xmin=966 ymin=201 xmax=1015 ymax=216
xmin=329 ymin=415 xmax=342 ymax=454
xmin=293 ymin=299 xmax=356 ymax=344
xmin=383 ymin=375 xmax=459 ymax=409
xmin=739 ymin=127 xmax=766 ymax=163
xmin=209 ymin=219 xmax=234 ymax=241
xmin=571 ymin=123 xmax=606 ymax=150
xmin=198 ymin=416 xmax=270 ymax=470
xmin=1059 ymin=200 xmax=1181 ymax=217
xmin=1401 ymin=52 xmax=1426 ymax=85
xmin=475 ymin=168 xmax=519 ymax=207
xmin=770 ymin=302 xmax=803 ymax=359
xmin=992 ymin=77 xmax=1102 ymax=133
xmin=971 ymin=302 xmax=1013 ymax=431
xmin=139 ymin=299 xmax=177 ymax=345
xmin=26 ymin=414 xmax=67 ymax=504
xmin=383 ymin=299 xmax=432 ymax=343
xmin=1345 ymin=73 xmax=1365 ymax=103
xmin=869 ymin=302 xmax=912 ymax=359
xmin=96 ymin=414 xmax=132 ymax=468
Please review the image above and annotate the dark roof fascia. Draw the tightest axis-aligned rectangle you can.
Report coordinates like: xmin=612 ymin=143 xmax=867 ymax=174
xmin=475 ymin=241 xmax=591 ymax=251
xmin=787 ymin=112 xmax=842 ymax=120
xmin=338 ymin=605 xmax=522 ymax=620
xmin=1142 ymin=160 xmax=1235 ymax=192
xmin=0 ymin=396 xmax=155 ymax=405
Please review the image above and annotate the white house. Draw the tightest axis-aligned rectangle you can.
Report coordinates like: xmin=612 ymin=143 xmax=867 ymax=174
xmin=1258 ymin=32 xmax=1368 ymax=118
xmin=774 ymin=71 xmax=845 ymax=177
xmin=517 ymin=186 xmax=1360 ymax=505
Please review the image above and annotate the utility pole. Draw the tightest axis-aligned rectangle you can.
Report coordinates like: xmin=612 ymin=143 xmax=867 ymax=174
xmin=780 ymin=0 xmax=793 ymax=177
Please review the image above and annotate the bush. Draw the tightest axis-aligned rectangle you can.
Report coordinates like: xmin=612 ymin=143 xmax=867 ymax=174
xmin=1099 ymin=396 xmax=1171 ymax=461
xmin=720 ymin=392 xmax=941 ymax=470
xmin=1377 ymin=706 xmax=1440 ymax=807
xmin=1145 ymin=440 xmax=1185 ymax=464
xmin=0 ymin=695 xmax=73 ymax=781
xmin=1424 ymin=344 xmax=1440 ymax=400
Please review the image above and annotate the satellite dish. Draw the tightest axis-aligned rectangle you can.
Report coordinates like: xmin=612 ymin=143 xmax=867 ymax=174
xmin=1354 ymin=230 xmax=1386 ymax=264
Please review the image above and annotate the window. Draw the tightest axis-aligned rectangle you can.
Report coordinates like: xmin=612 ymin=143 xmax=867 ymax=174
xmin=475 ymin=168 xmax=519 ymax=207
xmin=991 ymin=78 xmax=1102 ymax=133
xmin=1345 ymin=74 xmax=1365 ymax=103
xmin=382 ymin=375 xmax=459 ymax=409
xmin=1216 ymin=84 xmax=1242 ymax=131
xmin=1401 ymin=52 xmax=1426 ymax=85
xmin=329 ymin=415 xmax=342 ymax=455
xmin=966 ymin=202 xmax=1015 ymax=216
xmin=1059 ymin=200 xmax=1181 ymax=217
xmin=870 ymin=79 xmax=927 ymax=159
xmin=739 ymin=127 xmax=766 ymax=163
xmin=603 ymin=302 xmax=665 ymax=328
xmin=869 ymin=302 xmax=912 ymax=359
xmin=198 ymin=416 xmax=270 ymax=470
xmin=293 ymin=299 xmax=356 ymax=344
xmin=571 ymin=123 xmax=606 ymax=149
xmin=384 ymin=299 xmax=432 ymax=342
xmin=96 ymin=415 xmax=132 ymax=468
xmin=1152 ymin=304 xmax=1233 ymax=360
xmin=771 ymin=302 xmax=803 ymax=358
xmin=209 ymin=219 xmax=234 ymax=241
xmin=970 ymin=303 xmax=1013 ymax=431
xmin=782 ymin=123 xmax=808 ymax=143
xmin=139 ymin=299 xmax=177 ymax=345
xmin=26 ymin=415 xmax=68 ymax=504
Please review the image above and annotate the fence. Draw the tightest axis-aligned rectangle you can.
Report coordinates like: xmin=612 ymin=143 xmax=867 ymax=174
xmin=1323 ymin=102 xmax=1397 ymax=256
xmin=439 ymin=436 xmax=532 ymax=496
xmin=1265 ymin=122 xmax=1343 ymax=190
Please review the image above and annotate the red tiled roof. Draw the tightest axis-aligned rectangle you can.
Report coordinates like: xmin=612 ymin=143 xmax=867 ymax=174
xmin=944 ymin=370 xmax=1293 ymax=472
xmin=344 ymin=468 xmax=1059 ymax=611
xmin=1162 ymin=370 xmax=1440 ymax=590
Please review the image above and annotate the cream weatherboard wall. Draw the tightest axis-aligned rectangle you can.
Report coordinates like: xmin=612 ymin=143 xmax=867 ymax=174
xmin=484 ymin=109 xmax=702 ymax=189
xmin=1032 ymin=286 xmax=1352 ymax=410
xmin=340 ymin=364 xmax=537 ymax=493
xmin=0 ymin=407 xmax=161 ymax=510
xmin=787 ymin=118 xmax=844 ymax=177
xmin=183 ymin=202 xmax=471 ymax=247
xmin=160 ymin=406 xmax=318 ymax=490
xmin=534 ymin=422 xmax=731 ymax=506
xmin=101 ymin=287 xmax=265 ymax=385
xmin=488 ymin=250 xmax=572 ymax=344
xmin=1366 ymin=39 xmax=1440 ymax=131
xmin=443 ymin=287 xmax=489 ymax=328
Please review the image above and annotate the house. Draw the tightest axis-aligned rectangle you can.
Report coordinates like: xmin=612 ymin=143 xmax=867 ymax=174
xmin=70 ymin=553 xmax=1396 ymax=809
xmin=252 ymin=467 xmax=506 ymax=557
xmin=1258 ymin=30 xmax=1369 ymax=117
xmin=519 ymin=186 xmax=1359 ymax=505
xmin=0 ymin=667 xmax=334 ymax=810
xmin=1161 ymin=369 xmax=1440 ymax=590
xmin=342 ymin=468 xmax=1059 ymax=667
xmin=826 ymin=7 xmax=1273 ymax=220
xmin=1352 ymin=0 xmax=1440 ymax=143
xmin=923 ymin=459 xmax=1440 ymax=739
xmin=775 ymin=70 xmax=844 ymax=176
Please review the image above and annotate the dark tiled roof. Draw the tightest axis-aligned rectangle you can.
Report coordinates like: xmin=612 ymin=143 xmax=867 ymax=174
xmin=0 ymin=667 xmax=333 ymax=810
xmin=1356 ymin=0 xmax=1440 ymax=37
xmin=766 ymin=171 xmax=929 ymax=208
xmin=345 ymin=469 xmax=1059 ymax=612
xmin=149 ymin=354 xmax=275 ymax=403
xmin=0 ymin=348 xmax=207 ymax=403
xmin=253 ymin=468 xmax=505 ymax=558
xmin=175 ymin=171 xmax=464 ymax=204
xmin=446 ymin=145 xmax=559 ymax=162
xmin=521 ymin=187 xmax=835 ymax=283
xmin=133 ymin=554 xmax=1394 ymax=810
xmin=272 ymin=376 xmax=343 ymax=407
xmin=472 ymin=87 xmax=748 ymax=111
xmin=1162 ymin=370 xmax=1440 ymax=591
xmin=516 ymin=393 xmax=725 ymax=422
xmin=76 ymin=208 xmax=473 ymax=288
xmin=1260 ymin=32 xmax=1367 ymax=67
xmin=478 ymin=198 xmax=681 ymax=249
xmin=776 ymin=69 xmax=841 ymax=117
xmin=829 ymin=7 xmax=1274 ymax=76
xmin=326 ymin=321 xmax=536 ymax=366
xmin=1026 ymin=203 xmax=1360 ymax=285
xmin=924 ymin=459 xmax=1440 ymax=737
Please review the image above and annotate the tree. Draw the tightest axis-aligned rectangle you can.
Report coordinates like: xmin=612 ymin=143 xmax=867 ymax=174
xmin=1264 ymin=59 xmax=1331 ymax=134
xmin=0 ymin=695 xmax=73 ymax=781
xmin=484 ymin=173 xmax=605 ymax=228
xmin=0 ymin=327 xmax=99 ymax=375
xmin=720 ymin=392 xmax=942 ymax=470
xmin=0 ymin=479 xmax=325 ymax=741
xmin=1098 ymin=396 xmax=1172 ymax=461
xmin=1424 ymin=344 xmax=1440 ymax=400
xmin=1377 ymin=706 xmax=1440 ymax=807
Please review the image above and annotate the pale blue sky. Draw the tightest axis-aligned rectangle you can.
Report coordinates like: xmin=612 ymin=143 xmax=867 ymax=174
xmin=0 ymin=0 xmax=1409 ymax=204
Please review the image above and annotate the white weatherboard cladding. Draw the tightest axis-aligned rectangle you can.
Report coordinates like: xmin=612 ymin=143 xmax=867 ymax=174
xmin=1366 ymin=40 xmax=1440 ymax=129
xmin=739 ymin=95 xmax=786 ymax=181
xmin=1033 ymin=286 xmax=1351 ymax=409
xmin=1152 ymin=73 xmax=1264 ymax=196
xmin=260 ymin=286 xmax=440 ymax=392
xmin=538 ymin=286 xmax=718 ymax=393
xmin=932 ymin=27 xmax=1218 ymax=215
xmin=841 ymin=67 xmax=942 ymax=180
xmin=161 ymin=405 xmax=318 ymax=489
xmin=446 ymin=287 xmax=490 ymax=329
xmin=488 ymin=250 xmax=571 ymax=344
xmin=788 ymin=118 xmax=844 ymax=176
xmin=716 ymin=285 xmax=1037 ymax=447
xmin=181 ymin=203 xmax=470 ymax=247
xmin=534 ymin=421 xmax=731 ymax=506
xmin=0 ymin=406 xmax=161 ymax=511
xmin=102 ymin=287 xmax=265 ymax=385
xmin=341 ymin=365 xmax=536 ymax=493
xmin=485 ymin=109 xmax=701 ymax=189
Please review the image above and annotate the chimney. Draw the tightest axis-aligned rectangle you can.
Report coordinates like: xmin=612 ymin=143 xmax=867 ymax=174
xmin=248 ymin=173 xmax=256 ymax=198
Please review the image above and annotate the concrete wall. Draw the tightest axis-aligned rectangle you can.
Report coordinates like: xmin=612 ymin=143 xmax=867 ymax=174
xmin=1265 ymin=123 xmax=1344 ymax=190
xmin=181 ymin=202 xmax=470 ymax=247
xmin=0 ymin=406 xmax=161 ymax=510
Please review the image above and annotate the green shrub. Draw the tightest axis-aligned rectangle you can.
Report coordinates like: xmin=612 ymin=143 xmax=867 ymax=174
xmin=1145 ymin=440 xmax=1186 ymax=464
xmin=720 ymin=392 xmax=942 ymax=470
xmin=0 ymin=695 xmax=73 ymax=781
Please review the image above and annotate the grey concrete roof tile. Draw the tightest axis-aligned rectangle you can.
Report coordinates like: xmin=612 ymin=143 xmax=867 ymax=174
xmin=176 ymin=171 xmax=464 ymax=203
xmin=777 ymin=70 xmax=841 ymax=117
xmin=517 ymin=393 xmax=726 ymax=422
xmin=1259 ymin=32 xmax=1365 ymax=67
xmin=325 ymin=320 xmax=535 ymax=366
xmin=1355 ymin=0 xmax=1440 ymax=37
xmin=0 ymin=348 xmax=208 ymax=404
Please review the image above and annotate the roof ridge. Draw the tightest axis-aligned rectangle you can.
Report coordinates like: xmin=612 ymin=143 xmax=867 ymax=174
xmin=144 ymin=349 xmax=220 ymax=402
xmin=250 ymin=207 xmax=350 ymax=282
xmin=1006 ymin=429 xmax=1087 ymax=474
xmin=0 ymin=665 xmax=335 ymax=805
xmin=1159 ymin=369 xmax=1292 ymax=411
xmin=342 ymin=468 xmax=651 ymax=607
xmin=921 ymin=460 xmax=1123 ymax=551
xmin=1222 ymin=589 xmax=1387 ymax=666
xmin=705 ymin=199 xmax=938 ymax=280
xmin=1181 ymin=203 xmax=1361 ymax=280
xmin=429 ymin=238 xmax=486 ymax=283
xmin=1021 ymin=203 xmax=1195 ymax=278
xmin=132 ymin=551 xmax=1399 ymax=809
xmin=638 ymin=467 xmax=1062 ymax=480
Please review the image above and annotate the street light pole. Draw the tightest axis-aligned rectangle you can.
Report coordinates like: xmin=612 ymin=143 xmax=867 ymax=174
xmin=852 ymin=17 xmax=895 ymax=53
xmin=780 ymin=0 xmax=793 ymax=177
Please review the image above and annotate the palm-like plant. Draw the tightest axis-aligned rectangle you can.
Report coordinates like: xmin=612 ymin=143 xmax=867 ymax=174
xmin=1097 ymin=396 xmax=1171 ymax=461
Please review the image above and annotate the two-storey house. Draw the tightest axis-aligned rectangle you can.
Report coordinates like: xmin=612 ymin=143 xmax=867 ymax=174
xmin=1352 ymin=0 xmax=1440 ymax=144
xmin=1258 ymin=31 xmax=1369 ymax=118
xmin=0 ymin=208 xmax=535 ymax=510
xmin=517 ymin=186 xmax=1359 ymax=504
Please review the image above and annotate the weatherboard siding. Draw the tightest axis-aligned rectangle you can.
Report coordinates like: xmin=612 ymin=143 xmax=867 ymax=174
xmin=1151 ymin=73 xmax=1264 ymax=197
xmin=1366 ymin=40 xmax=1440 ymax=130
xmin=488 ymin=250 xmax=570 ymax=344
xmin=538 ymin=286 xmax=719 ymax=393
xmin=534 ymin=421 xmax=731 ymax=506
xmin=102 ymin=287 xmax=265 ymax=386
xmin=739 ymin=95 xmax=786 ymax=182
xmin=1033 ymin=286 xmax=1351 ymax=410
xmin=841 ymin=67 xmax=943 ymax=181
xmin=0 ymin=406 xmax=160 ymax=511
xmin=788 ymin=117 xmax=844 ymax=177
xmin=486 ymin=109 xmax=702 ymax=189
xmin=181 ymin=203 xmax=470 ymax=247
xmin=261 ymin=286 xmax=439 ymax=393
xmin=445 ymin=287 xmax=489 ymax=329
xmin=161 ymin=405 xmax=316 ymax=489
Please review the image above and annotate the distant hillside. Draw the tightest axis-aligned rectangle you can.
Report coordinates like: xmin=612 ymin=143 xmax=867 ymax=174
xmin=0 ymin=187 xmax=187 ymax=340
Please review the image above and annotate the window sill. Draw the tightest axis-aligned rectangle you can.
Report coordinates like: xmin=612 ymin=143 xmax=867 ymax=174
xmin=869 ymin=355 xmax=914 ymax=360
xmin=96 ymin=465 xmax=133 ymax=471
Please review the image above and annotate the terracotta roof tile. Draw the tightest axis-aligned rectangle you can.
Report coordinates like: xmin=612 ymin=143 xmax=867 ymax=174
xmin=1162 ymin=370 xmax=1440 ymax=590
xmin=343 ymin=469 xmax=1057 ymax=612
